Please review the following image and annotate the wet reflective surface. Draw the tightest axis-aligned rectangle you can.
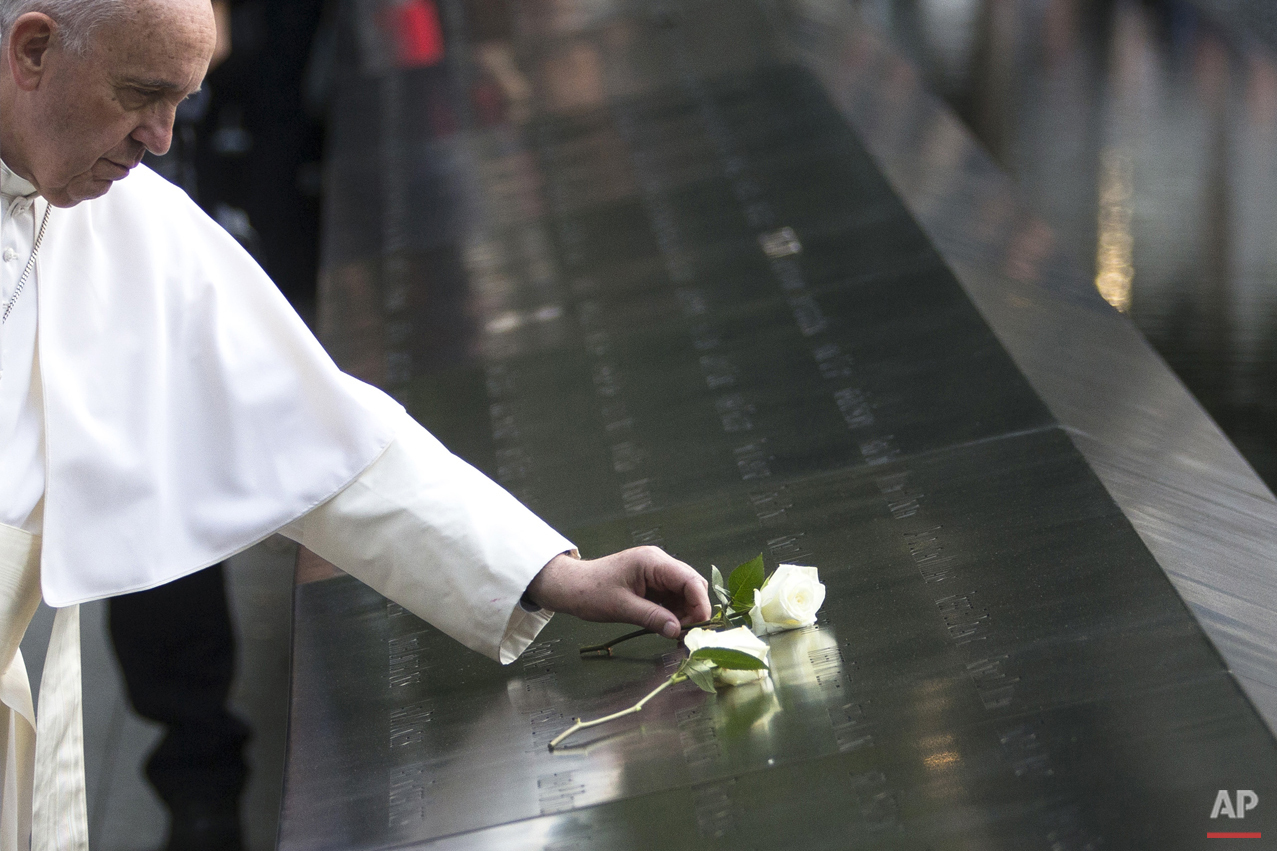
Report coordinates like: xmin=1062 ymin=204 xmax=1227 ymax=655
xmin=282 ymin=1 xmax=1277 ymax=848
xmin=863 ymin=0 xmax=1277 ymax=488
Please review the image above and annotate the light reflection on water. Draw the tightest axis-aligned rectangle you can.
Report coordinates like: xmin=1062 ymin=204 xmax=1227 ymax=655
xmin=860 ymin=0 xmax=1277 ymax=487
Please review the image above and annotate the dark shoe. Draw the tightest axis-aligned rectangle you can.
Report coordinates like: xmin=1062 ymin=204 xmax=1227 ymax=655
xmin=164 ymin=801 xmax=243 ymax=851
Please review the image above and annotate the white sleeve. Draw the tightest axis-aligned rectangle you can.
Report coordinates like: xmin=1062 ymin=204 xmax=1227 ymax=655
xmin=280 ymin=409 xmax=575 ymax=664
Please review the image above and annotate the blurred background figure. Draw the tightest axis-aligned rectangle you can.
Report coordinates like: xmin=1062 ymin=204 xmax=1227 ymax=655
xmin=146 ymin=0 xmax=330 ymax=310
xmin=108 ymin=567 xmax=249 ymax=851
xmin=860 ymin=0 xmax=1277 ymax=490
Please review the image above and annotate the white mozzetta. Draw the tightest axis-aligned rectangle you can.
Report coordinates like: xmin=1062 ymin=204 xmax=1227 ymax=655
xmin=0 ymin=160 xmax=575 ymax=851
xmin=23 ymin=164 xmax=399 ymax=605
xmin=282 ymin=408 xmax=572 ymax=664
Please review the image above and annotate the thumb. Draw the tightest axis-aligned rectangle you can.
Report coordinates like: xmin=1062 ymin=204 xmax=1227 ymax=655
xmin=616 ymin=594 xmax=681 ymax=639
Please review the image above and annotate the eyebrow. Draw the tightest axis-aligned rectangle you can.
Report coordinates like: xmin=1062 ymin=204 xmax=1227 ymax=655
xmin=119 ymin=76 xmax=198 ymax=95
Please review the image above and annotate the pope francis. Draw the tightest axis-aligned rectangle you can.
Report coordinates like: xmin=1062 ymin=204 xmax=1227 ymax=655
xmin=0 ymin=0 xmax=712 ymax=848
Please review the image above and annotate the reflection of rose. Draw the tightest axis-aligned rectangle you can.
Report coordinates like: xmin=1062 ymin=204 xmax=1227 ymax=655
xmin=717 ymin=674 xmax=780 ymax=740
xmin=749 ymin=564 xmax=826 ymax=636
xmin=684 ymin=626 xmax=770 ymax=685
xmin=765 ymin=623 xmax=841 ymax=700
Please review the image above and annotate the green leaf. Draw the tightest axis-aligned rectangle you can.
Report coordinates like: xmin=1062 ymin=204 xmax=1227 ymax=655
xmin=689 ymin=647 xmax=768 ymax=671
xmin=727 ymin=554 xmax=765 ymax=614
xmin=710 ymin=565 xmax=730 ymax=608
xmin=684 ymin=658 xmax=718 ymax=693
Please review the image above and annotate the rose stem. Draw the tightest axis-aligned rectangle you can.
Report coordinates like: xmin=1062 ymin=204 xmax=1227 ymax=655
xmin=578 ymin=626 xmax=653 ymax=656
xmin=578 ymin=617 xmax=731 ymax=657
xmin=547 ymin=673 xmax=684 ymax=750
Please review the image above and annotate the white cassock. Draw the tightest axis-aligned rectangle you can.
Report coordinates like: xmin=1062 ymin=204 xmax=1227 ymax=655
xmin=0 ymin=161 xmax=573 ymax=850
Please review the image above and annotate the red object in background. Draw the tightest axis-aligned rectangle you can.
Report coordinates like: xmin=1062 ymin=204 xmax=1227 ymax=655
xmin=386 ymin=0 xmax=445 ymax=68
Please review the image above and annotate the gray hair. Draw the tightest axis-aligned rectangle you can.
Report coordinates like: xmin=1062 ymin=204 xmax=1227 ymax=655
xmin=0 ymin=0 xmax=127 ymax=53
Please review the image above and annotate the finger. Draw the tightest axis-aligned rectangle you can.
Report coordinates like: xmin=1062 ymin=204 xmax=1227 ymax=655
xmin=683 ymin=579 xmax=712 ymax=623
xmin=613 ymin=593 xmax=681 ymax=639
xmin=647 ymin=563 xmax=712 ymax=624
xmin=644 ymin=556 xmax=707 ymax=595
xmin=677 ymin=563 xmax=713 ymax=619
xmin=674 ymin=574 xmax=711 ymax=622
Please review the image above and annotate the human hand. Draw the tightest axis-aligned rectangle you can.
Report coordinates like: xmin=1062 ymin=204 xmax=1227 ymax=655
xmin=524 ymin=547 xmax=712 ymax=639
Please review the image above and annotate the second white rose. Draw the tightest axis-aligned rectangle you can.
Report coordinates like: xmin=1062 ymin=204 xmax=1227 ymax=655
xmin=684 ymin=626 xmax=770 ymax=685
xmin=749 ymin=564 xmax=826 ymax=635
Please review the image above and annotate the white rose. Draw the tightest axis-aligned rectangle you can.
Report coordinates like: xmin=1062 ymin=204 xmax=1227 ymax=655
xmin=715 ymin=666 xmax=767 ymax=685
xmin=684 ymin=626 xmax=770 ymax=685
xmin=749 ymin=564 xmax=826 ymax=635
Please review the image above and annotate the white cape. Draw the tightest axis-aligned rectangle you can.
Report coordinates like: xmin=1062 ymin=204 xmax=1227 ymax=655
xmin=34 ymin=165 xmax=398 ymax=606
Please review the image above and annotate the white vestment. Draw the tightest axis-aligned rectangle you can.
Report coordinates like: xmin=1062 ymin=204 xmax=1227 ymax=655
xmin=0 ymin=162 xmax=572 ymax=849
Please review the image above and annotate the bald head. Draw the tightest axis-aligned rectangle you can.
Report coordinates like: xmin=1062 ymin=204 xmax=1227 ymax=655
xmin=0 ymin=0 xmax=215 ymax=206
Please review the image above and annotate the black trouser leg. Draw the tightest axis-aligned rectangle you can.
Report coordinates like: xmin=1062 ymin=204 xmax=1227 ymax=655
xmin=107 ymin=563 xmax=250 ymax=817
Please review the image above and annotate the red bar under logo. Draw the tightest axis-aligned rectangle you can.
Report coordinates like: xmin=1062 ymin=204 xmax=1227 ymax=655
xmin=1208 ymin=833 xmax=1262 ymax=839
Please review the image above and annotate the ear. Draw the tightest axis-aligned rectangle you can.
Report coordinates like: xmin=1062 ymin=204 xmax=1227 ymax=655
xmin=7 ymin=13 xmax=56 ymax=92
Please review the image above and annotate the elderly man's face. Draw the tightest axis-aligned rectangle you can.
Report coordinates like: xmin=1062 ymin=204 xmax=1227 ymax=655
xmin=2 ymin=0 xmax=216 ymax=206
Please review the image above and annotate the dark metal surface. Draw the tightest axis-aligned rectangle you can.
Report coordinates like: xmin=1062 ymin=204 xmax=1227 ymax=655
xmin=794 ymin=2 xmax=1277 ymax=727
xmin=281 ymin=1 xmax=1277 ymax=848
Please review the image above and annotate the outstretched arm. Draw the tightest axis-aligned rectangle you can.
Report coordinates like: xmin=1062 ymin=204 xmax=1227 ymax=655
xmin=283 ymin=409 xmax=711 ymax=663
xmin=525 ymin=548 xmax=712 ymax=639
